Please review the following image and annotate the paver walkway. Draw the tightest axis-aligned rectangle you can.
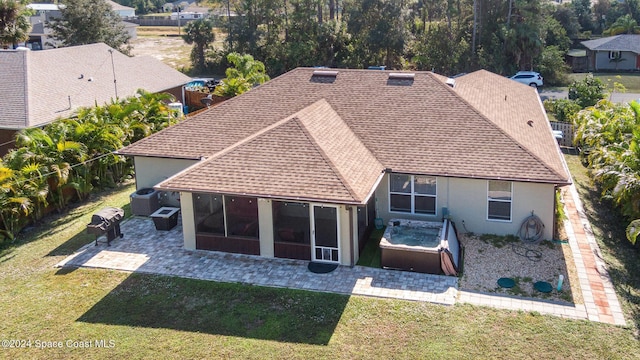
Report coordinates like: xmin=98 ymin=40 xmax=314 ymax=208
xmin=57 ymin=183 xmax=626 ymax=325
xmin=562 ymin=184 xmax=626 ymax=325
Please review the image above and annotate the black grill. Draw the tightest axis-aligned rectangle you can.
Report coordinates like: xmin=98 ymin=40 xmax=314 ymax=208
xmin=87 ymin=207 xmax=124 ymax=246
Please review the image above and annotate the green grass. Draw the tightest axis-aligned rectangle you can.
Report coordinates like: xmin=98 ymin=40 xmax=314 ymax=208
xmin=568 ymin=73 xmax=640 ymax=93
xmin=1 ymin=180 xmax=640 ymax=358
xmin=356 ymin=227 xmax=384 ymax=268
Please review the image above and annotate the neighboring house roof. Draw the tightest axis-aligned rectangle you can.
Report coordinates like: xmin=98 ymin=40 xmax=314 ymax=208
xmin=183 ymin=3 xmax=211 ymax=13
xmin=106 ymin=0 xmax=135 ymax=12
xmin=119 ymin=68 xmax=570 ymax=204
xmin=0 ymin=43 xmax=191 ymax=130
xmin=26 ymin=4 xmax=64 ymax=11
xmin=581 ymin=35 xmax=640 ymax=54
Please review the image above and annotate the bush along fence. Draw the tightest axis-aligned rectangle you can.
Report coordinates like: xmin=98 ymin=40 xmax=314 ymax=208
xmin=0 ymin=90 xmax=182 ymax=243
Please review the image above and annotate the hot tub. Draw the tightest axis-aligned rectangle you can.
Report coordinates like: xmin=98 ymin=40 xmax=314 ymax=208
xmin=380 ymin=219 xmax=460 ymax=275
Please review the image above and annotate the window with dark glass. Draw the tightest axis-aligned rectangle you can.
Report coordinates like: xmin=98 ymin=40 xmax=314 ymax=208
xmin=390 ymin=174 xmax=411 ymax=212
xmin=194 ymin=194 xmax=259 ymax=237
xmin=194 ymin=193 xmax=224 ymax=235
xmin=272 ymin=201 xmax=310 ymax=244
xmin=225 ymin=196 xmax=259 ymax=238
xmin=389 ymin=174 xmax=436 ymax=215
xmin=488 ymin=181 xmax=512 ymax=221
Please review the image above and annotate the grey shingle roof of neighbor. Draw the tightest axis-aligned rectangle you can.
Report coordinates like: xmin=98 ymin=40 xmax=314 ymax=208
xmin=0 ymin=43 xmax=191 ymax=130
xmin=119 ymin=68 xmax=571 ymax=204
xmin=581 ymin=34 xmax=640 ymax=54
xmin=106 ymin=0 xmax=135 ymax=11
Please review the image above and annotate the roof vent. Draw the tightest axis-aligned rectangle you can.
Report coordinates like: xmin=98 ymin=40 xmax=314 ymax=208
xmin=312 ymin=70 xmax=338 ymax=77
xmin=388 ymin=72 xmax=414 ymax=80
xmin=446 ymin=78 xmax=455 ymax=88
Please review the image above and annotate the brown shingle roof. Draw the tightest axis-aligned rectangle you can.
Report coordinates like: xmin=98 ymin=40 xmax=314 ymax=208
xmin=451 ymin=70 xmax=569 ymax=183
xmin=121 ymin=68 xmax=570 ymax=203
xmin=0 ymin=43 xmax=191 ymax=130
xmin=157 ymin=99 xmax=385 ymax=203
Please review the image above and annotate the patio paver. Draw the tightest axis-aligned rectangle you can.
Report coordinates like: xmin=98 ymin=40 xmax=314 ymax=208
xmin=57 ymin=217 xmax=459 ymax=305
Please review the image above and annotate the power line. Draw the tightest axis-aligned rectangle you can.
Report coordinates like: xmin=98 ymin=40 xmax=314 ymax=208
xmin=6 ymin=151 xmax=124 ymax=186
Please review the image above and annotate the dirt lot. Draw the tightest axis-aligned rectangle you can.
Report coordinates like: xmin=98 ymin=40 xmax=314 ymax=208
xmin=130 ymin=27 xmax=227 ymax=71
xmin=130 ymin=35 xmax=192 ymax=70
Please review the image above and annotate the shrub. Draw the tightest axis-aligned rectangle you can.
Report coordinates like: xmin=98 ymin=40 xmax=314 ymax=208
xmin=568 ymin=74 xmax=606 ymax=108
xmin=544 ymin=99 xmax=582 ymax=123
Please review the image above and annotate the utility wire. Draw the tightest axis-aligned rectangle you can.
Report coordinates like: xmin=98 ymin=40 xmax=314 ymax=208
xmin=6 ymin=151 xmax=123 ymax=186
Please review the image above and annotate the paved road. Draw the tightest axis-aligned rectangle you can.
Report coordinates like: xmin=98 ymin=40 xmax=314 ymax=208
xmin=540 ymin=89 xmax=639 ymax=104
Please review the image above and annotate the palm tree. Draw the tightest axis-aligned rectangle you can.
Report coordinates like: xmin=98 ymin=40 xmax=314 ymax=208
xmin=604 ymin=14 xmax=640 ymax=35
xmin=575 ymin=100 xmax=640 ymax=222
xmin=0 ymin=162 xmax=32 ymax=242
xmin=182 ymin=18 xmax=215 ymax=71
xmin=214 ymin=53 xmax=270 ymax=97
xmin=13 ymin=126 xmax=87 ymax=211
xmin=0 ymin=0 xmax=31 ymax=48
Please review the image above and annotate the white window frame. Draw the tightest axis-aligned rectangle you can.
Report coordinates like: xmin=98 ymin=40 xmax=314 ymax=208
xmin=487 ymin=180 xmax=512 ymax=222
xmin=608 ymin=51 xmax=621 ymax=60
xmin=388 ymin=174 xmax=437 ymax=215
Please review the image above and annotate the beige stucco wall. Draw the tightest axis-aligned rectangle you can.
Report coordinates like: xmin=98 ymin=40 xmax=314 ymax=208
xmin=258 ymin=199 xmax=274 ymax=257
xmin=338 ymin=205 xmax=359 ymax=266
xmin=180 ymin=195 xmax=357 ymax=266
xmin=134 ymin=156 xmax=199 ymax=206
xmin=375 ymin=174 xmax=556 ymax=240
xmin=180 ymin=192 xmax=196 ymax=250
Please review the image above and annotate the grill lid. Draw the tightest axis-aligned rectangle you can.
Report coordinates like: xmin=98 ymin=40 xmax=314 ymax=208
xmin=88 ymin=207 xmax=124 ymax=231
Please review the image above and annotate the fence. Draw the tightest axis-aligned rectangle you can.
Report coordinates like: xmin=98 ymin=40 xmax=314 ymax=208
xmin=184 ymin=89 xmax=229 ymax=112
xmin=550 ymin=121 xmax=574 ymax=147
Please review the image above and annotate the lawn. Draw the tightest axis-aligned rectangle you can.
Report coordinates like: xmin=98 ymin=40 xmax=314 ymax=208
xmin=1 ymin=179 xmax=639 ymax=358
xmin=568 ymin=73 xmax=640 ymax=93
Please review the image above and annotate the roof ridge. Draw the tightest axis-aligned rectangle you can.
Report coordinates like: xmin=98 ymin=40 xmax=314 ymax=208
xmin=206 ymin=115 xmax=294 ymax=161
xmin=293 ymin=117 xmax=361 ymax=202
xmin=295 ymin=99 xmax=384 ymax=203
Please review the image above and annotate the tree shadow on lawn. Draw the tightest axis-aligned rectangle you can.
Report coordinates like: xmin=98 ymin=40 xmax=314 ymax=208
xmin=76 ymin=272 xmax=348 ymax=345
xmin=0 ymin=184 xmax=134 ymax=259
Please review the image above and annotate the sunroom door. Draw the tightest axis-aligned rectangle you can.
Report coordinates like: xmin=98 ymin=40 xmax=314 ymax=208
xmin=311 ymin=205 xmax=340 ymax=263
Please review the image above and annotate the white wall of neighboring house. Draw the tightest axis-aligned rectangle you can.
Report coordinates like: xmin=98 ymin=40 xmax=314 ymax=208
xmin=26 ymin=2 xmax=137 ymax=50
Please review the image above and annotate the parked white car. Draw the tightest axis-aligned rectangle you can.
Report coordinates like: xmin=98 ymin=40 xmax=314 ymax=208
xmin=510 ymin=71 xmax=543 ymax=88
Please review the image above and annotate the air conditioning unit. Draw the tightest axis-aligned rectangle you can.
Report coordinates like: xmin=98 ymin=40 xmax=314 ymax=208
xmin=130 ymin=188 xmax=160 ymax=216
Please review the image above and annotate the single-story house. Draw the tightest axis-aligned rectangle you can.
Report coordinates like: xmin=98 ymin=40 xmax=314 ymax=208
xmin=581 ymin=34 xmax=640 ymax=71
xmin=106 ymin=0 xmax=136 ymax=19
xmin=117 ymin=68 xmax=571 ymax=266
xmin=25 ymin=2 xmax=137 ymax=50
xmin=0 ymin=43 xmax=191 ymax=155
